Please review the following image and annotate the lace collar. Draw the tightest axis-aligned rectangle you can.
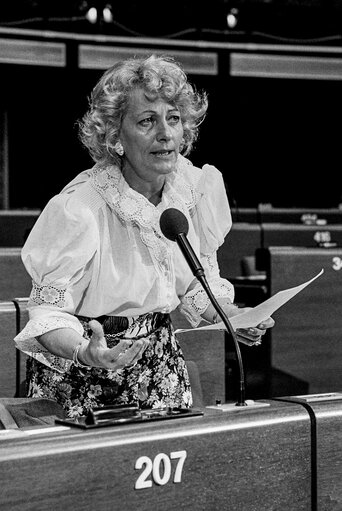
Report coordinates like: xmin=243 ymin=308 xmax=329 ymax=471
xmin=90 ymin=155 xmax=202 ymax=233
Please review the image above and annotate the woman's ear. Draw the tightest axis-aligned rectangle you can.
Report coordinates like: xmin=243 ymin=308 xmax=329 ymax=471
xmin=114 ymin=141 xmax=124 ymax=156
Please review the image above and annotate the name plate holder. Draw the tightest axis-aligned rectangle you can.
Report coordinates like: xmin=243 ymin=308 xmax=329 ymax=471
xmin=56 ymin=404 xmax=203 ymax=429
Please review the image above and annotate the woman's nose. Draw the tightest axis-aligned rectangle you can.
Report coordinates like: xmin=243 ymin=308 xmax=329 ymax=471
xmin=156 ymin=119 xmax=172 ymax=141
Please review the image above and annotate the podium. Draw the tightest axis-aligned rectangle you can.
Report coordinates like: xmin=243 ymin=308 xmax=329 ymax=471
xmin=0 ymin=400 xmax=312 ymax=510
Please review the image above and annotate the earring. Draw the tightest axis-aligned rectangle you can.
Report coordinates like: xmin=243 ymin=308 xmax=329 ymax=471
xmin=114 ymin=141 xmax=124 ymax=156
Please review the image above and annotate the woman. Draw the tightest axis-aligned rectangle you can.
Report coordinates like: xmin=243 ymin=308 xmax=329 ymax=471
xmin=14 ymin=54 xmax=274 ymax=418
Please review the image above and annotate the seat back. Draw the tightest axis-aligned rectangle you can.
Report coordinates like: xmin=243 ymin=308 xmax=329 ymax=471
xmin=0 ymin=248 xmax=32 ymax=301
xmin=12 ymin=297 xmax=29 ymax=397
xmin=0 ymin=210 xmax=40 ymax=247
xmin=171 ymin=308 xmax=225 ymax=406
xmin=0 ymin=300 xmax=18 ymax=397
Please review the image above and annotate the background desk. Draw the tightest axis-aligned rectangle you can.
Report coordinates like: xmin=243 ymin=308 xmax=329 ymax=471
xmin=265 ymin=246 xmax=342 ymax=397
xmin=258 ymin=207 xmax=342 ymax=225
xmin=260 ymin=223 xmax=342 ymax=250
xmin=230 ymin=207 xmax=342 ymax=225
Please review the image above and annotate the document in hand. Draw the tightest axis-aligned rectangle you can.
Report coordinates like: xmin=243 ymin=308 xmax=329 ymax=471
xmin=175 ymin=269 xmax=324 ymax=334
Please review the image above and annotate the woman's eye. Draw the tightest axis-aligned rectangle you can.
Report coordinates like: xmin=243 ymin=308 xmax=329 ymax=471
xmin=139 ymin=117 xmax=153 ymax=127
xmin=169 ymin=115 xmax=180 ymax=124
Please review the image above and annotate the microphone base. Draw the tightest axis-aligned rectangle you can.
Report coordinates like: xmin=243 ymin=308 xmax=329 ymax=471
xmin=206 ymin=400 xmax=271 ymax=412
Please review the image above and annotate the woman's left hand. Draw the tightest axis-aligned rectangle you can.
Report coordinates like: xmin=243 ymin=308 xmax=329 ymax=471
xmin=224 ymin=305 xmax=275 ymax=345
xmin=236 ymin=316 xmax=275 ymax=345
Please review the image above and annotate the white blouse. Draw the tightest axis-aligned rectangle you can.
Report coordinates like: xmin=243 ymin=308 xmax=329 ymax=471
xmin=14 ymin=155 xmax=234 ymax=371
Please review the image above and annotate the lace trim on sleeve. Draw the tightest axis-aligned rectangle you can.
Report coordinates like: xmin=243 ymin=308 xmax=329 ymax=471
xmin=14 ymin=316 xmax=84 ymax=373
xmin=30 ymin=282 xmax=67 ymax=308
xmin=178 ymin=278 xmax=235 ymax=327
xmin=202 ymin=253 xmax=218 ymax=274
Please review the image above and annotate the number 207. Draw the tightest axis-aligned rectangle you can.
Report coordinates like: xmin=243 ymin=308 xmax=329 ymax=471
xmin=135 ymin=450 xmax=187 ymax=489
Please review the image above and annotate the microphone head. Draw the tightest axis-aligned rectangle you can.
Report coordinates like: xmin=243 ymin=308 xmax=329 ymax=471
xmin=159 ymin=208 xmax=189 ymax=241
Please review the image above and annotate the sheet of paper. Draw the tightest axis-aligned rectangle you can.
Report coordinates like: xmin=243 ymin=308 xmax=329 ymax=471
xmin=175 ymin=269 xmax=324 ymax=334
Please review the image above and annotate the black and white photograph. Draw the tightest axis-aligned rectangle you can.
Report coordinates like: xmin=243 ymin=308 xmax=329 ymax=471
xmin=0 ymin=2 xmax=342 ymax=509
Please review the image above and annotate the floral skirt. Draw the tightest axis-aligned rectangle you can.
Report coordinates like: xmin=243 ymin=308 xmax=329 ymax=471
xmin=26 ymin=312 xmax=192 ymax=418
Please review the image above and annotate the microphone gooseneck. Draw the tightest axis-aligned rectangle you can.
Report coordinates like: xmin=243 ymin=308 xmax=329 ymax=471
xmin=159 ymin=207 xmax=246 ymax=406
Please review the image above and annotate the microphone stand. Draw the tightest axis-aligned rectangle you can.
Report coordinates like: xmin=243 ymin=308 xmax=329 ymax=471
xmin=173 ymin=230 xmax=247 ymax=406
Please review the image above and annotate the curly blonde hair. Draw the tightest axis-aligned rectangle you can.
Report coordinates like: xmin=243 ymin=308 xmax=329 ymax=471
xmin=78 ymin=54 xmax=208 ymax=166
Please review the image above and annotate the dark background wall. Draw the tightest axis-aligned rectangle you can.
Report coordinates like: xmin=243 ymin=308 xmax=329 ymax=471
xmin=3 ymin=62 xmax=342 ymax=211
xmin=1 ymin=0 xmax=342 ymax=211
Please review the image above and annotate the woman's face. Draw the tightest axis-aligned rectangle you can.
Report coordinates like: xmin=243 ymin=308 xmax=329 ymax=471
xmin=119 ymin=87 xmax=184 ymax=187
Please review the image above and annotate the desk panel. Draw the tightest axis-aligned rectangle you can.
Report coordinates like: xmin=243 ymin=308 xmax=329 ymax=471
xmin=275 ymin=393 xmax=342 ymax=511
xmin=231 ymin=208 xmax=259 ymax=223
xmin=308 ymin=396 xmax=342 ymax=510
xmin=0 ymin=301 xmax=17 ymax=397
xmin=261 ymin=223 xmax=342 ymax=249
xmin=0 ymin=401 xmax=311 ymax=511
xmin=267 ymin=247 xmax=342 ymax=396
xmin=259 ymin=208 xmax=342 ymax=225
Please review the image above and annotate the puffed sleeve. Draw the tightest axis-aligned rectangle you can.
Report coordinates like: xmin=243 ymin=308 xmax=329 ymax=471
xmin=13 ymin=192 xmax=98 ymax=372
xmin=194 ymin=164 xmax=232 ymax=253
xmin=178 ymin=164 xmax=235 ymax=326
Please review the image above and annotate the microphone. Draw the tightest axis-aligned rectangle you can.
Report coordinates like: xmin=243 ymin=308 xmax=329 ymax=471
xmin=159 ymin=207 xmax=205 ymax=279
xmin=159 ymin=207 xmax=247 ymax=406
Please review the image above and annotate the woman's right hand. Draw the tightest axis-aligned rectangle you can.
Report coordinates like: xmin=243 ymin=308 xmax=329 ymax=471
xmin=78 ymin=320 xmax=148 ymax=370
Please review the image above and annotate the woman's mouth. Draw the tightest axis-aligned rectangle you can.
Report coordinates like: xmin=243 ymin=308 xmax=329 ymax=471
xmin=152 ymin=150 xmax=173 ymax=158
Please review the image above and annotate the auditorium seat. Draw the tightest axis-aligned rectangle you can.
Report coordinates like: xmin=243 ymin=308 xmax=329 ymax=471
xmin=0 ymin=300 xmax=18 ymax=397
xmin=217 ymin=222 xmax=262 ymax=279
xmin=0 ymin=248 xmax=31 ymax=301
xmin=12 ymin=297 xmax=29 ymax=397
xmin=240 ymin=255 xmax=266 ymax=279
xmin=0 ymin=209 xmax=40 ymax=247
xmin=171 ymin=308 xmax=226 ymax=406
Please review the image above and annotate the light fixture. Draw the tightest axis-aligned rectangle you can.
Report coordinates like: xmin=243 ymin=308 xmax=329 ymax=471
xmin=227 ymin=8 xmax=239 ymax=29
xmin=102 ymin=4 xmax=113 ymax=23
xmin=85 ymin=6 xmax=98 ymax=24
xmin=84 ymin=2 xmax=113 ymax=25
